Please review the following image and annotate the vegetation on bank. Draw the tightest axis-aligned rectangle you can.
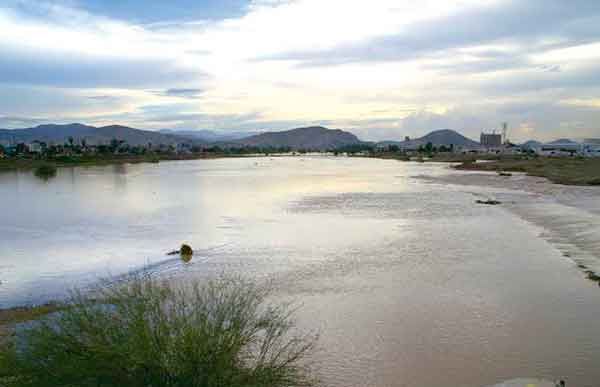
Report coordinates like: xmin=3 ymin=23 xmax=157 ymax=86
xmin=455 ymin=157 xmax=600 ymax=185
xmin=4 ymin=138 xmax=600 ymax=187
xmin=0 ymin=146 xmax=322 ymax=173
xmin=0 ymin=277 xmax=318 ymax=387
xmin=0 ymin=135 xmax=308 ymax=173
xmin=0 ymin=154 xmax=213 ymax=172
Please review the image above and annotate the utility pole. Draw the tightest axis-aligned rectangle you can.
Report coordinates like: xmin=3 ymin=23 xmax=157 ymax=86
xmin=501 ymin=122 xmax=508 ymax=144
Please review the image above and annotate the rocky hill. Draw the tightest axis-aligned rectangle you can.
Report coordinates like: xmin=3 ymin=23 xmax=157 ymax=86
xmin=379 ymin=129 xmax=480 ymax=149
xmin=229 ymin=126 xmax=362 ymax=150
xmin=520 ymin=140 xmax=543 ymax=149
xmin=0 ymin=123 xmax=194 ymax=146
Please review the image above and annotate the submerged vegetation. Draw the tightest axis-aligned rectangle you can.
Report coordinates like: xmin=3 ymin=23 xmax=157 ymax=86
xmin=0 ymin=276 xmax=318 ymax=387
xmin=33 ymin=163 xmax=57 ymax=180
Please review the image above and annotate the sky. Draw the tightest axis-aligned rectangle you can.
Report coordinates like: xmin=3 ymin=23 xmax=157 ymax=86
xmin=1 ymin=0 xmax=600 ymax=142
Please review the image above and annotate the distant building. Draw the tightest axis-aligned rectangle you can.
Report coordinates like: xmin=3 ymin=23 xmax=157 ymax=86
xmin=28 ymin=141 xmax=44 ymax=153
xmin=539 ymin=142 xmax=581 ymax=157
xmin=582 ymin=143 xmax=600 ymax=157
xmin=480 ymin=132 xmax=502 ymax=148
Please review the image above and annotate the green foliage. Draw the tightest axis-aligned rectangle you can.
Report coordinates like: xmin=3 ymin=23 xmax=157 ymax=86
xmin=33 ymin=163 xmax=57 ymax=180
xmin=0 ymin=277 xmax=317 ymax=387
xmin=180 ymin=244 xmax=193 ymax=256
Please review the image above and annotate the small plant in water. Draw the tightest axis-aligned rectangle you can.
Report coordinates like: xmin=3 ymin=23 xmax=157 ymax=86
xmin=180 ymin=244 xmax=193 ymax=256
xmin=0 ymin=276 xmax=318 ymax=387
xmin=33 ymin=164 xmax=57 ymax=180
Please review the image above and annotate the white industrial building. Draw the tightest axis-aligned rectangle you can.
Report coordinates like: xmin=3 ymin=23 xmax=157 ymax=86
xmin=533 ymin=141 xmax=600 ymax=157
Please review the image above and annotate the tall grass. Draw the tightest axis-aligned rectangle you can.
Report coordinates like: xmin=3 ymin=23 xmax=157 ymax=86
xmin=0 ymin=276 xmax=318 ymax=387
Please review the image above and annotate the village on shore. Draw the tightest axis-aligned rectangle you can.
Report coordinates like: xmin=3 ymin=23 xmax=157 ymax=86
xmin=2 ymin=123 xmax=600 ymax=160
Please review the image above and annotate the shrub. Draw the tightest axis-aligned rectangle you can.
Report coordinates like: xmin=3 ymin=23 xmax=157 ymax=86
xmin=180 ymin=244 xmax=193 ymax=256
xmin=33 ymin=163 xmax=57 ymax=180
xmin=0 ymin=276 xmax=317 ymax=387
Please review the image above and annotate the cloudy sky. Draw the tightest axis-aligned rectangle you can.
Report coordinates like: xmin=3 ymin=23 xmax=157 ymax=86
xmin=1 ymin=0 xmax=600 ymax=141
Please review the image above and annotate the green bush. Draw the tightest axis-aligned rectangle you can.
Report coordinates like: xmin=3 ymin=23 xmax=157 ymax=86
xmin=33 ymin=163 xmax=57 ymax=180
xmin=0 ymin=276 xmax=317 ymax=387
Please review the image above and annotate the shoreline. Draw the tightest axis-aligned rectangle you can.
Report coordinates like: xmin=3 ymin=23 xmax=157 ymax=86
xmin=0 ymin=153 xmax=254 ymax=172
xmin=0 ymin=152 xmax=336 ymax=173
xmin=357 ymin=153 xmax=600 ymax=186
xmin=5 ymin=152 xmax=600 ymax=188
xmin=420 ymin=166 xmax=600 ymax=287
xmin=453 ymin=157 xmax=600 ymax=186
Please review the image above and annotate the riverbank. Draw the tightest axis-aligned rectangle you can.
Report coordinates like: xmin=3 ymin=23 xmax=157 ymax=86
xmin=362 ymin=152 xmax=600 ymax=186
xmin=0 ymin=153 xmax=232 ymax=172
xmin=455 ymin=157 xmax=600 ymax=186
xmin=0 ymin=304 xmax=61 ymax=348
xmin=419 ymin=167 xmax=600 ymax=288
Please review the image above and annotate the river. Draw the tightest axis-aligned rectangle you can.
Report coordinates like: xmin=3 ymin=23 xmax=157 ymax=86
xmin=1 ymin=157 xmax=599 ymax=387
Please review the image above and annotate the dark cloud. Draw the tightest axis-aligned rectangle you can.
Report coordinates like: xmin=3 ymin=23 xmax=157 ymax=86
xmin=479 ymin=63 xmax=600 ymax=95
xmin=156 ymin=88 xmax=205 ymax=99
xmin=0 ymin=44 xmax=201 ymax=89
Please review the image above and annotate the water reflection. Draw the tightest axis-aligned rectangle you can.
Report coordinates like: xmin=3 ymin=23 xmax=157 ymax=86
xmin=181 ymin=254 xmax=192 ymax=263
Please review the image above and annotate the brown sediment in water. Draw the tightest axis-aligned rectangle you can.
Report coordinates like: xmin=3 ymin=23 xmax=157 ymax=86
xmin=0 ymin=303 xmax=62 ymax=346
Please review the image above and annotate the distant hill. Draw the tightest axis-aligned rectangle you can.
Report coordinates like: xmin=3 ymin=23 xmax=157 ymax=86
xmin=228 ymin=126 xmax=362 ymax=150
xmin=520 ymin=140 xmax=543 ymax=149
xmin=0 ymin=123 xmax=195 ymax=146
xmin=379 ymin=129 xmax=480 ymax=149
xmin=159 ymin=129 xmax=258 ymax=142
xmin=547 ymin=138 xmax=578 ymax=145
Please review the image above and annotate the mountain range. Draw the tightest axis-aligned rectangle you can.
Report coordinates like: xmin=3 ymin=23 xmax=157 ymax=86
xmin=158 ymin=129 xmax=259 ymax=142
xmin=0 ymin=124 xmax=361 ymax=150
xmin=0 ymin=123 xmax=193 ymax=146
xmin=3 ymin=123 xmax=578 ymax=151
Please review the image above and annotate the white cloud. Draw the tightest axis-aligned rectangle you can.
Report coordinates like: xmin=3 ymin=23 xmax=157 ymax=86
xmin=1 ymin=0 xmax=600 ymax=141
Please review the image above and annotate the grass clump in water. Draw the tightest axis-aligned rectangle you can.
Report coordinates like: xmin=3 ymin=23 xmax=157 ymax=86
xmin=0 ymin=276 xmax=318 ymax=387
xmin=33 ymin=163 xmax=57 ymax=180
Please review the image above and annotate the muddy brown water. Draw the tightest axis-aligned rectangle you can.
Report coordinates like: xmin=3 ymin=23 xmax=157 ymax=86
xmin=1 ymin=157 xmax=599 ymax=387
